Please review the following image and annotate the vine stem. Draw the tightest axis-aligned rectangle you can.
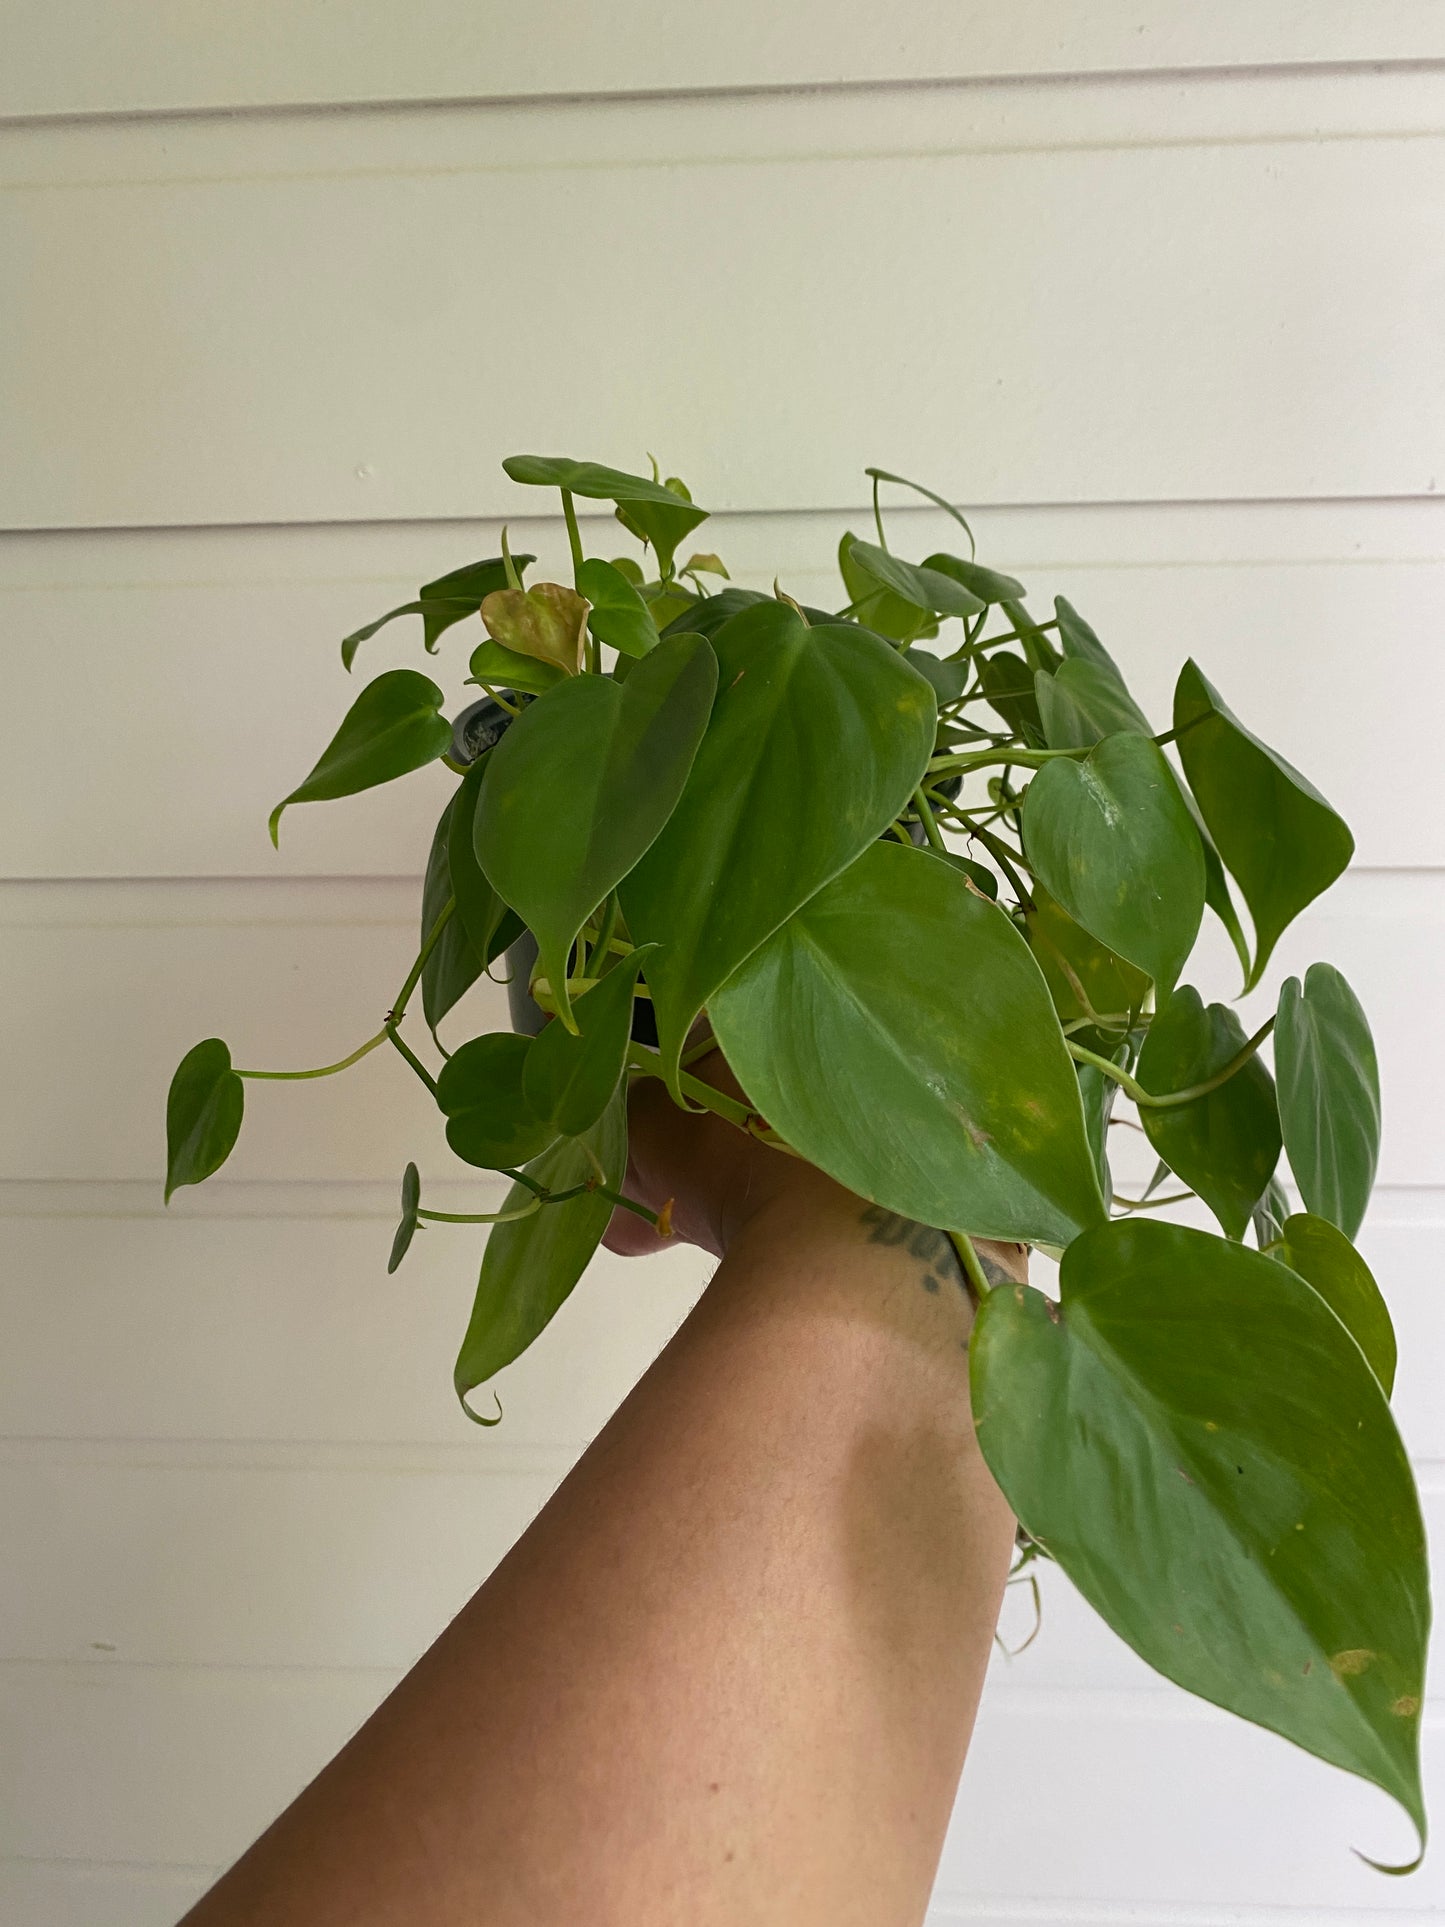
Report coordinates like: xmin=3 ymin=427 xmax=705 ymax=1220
xmin=238 ymin=901 xmax=455 ymax=1085
xmin=1067 ymin=1016 xmax=1275 ymax=1111
xmin=625 ymin=1039 xmax=763 ymax=1135
xmin=949 ymin=1230 xmax=994 ymax=1309
xmin=911 ymin=786 xmax=948 ymax=855
xmin=417 ymin=1200 xmax=542 ymax=1226
xmin=1110 ymin=1190 xmax=1193 ymax=1213
xmin=561 ymin=488 xmax=585 ymax=582
xmin=237 ymin=1029 xmax=387 ymax=1081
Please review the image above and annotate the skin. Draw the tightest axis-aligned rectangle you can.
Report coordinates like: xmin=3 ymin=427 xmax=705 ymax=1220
xmin=183 ymin=1051 xmax=1025 ymax=1927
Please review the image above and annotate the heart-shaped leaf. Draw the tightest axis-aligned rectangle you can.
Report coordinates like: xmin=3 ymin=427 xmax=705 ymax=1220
xmin=1136 ymin=986 xmax=1282 ymax=1238
xmin=477 ymin=632 xmax=718 ymax=1030
xmin=1025 ymin=884 xmax=1148 ymax=1025
xmin=1023 ymin=734 xmax=1205 ymax=1001
xmin=838 ymin=532 xmax=937 ymax=641
xmin=503 ymin=455 xmax=709 ymax=576
xmin=1275 ymin=964 xmax=1381 ymax=1241
xmin=480 ymin=584 xmax=588 ymax=677
xmin=1277 ymin=1213 xmax=1396 ymax=1396
xmin=683 ymin=551 xmax=729 ymax=579
xmin=420 ymin=788 xmax=482 ymax=1035
xmin=920 ymin=551 xmax=1026 ymax=604
xmin=447 ymin=758 xmax=523 ymax=964
xmin=388 ymin=1162 xmax=422 ymax=1275
xmin=1174 ymin=661 xmax=1354 ymax=990
xmin=523 ymin=947 xmax=654 ymax=1137
xmin=453 ymin=1083 xmax=626 ymax=1420
xmin=1054 ymin=594 xmax=1124 ymax=679
xmin=1035 ymin=659 xmax=1151 ymax=750
xmin=164 ymin=1038 xmax=244 ymax=1202
xmin=845 ymin=538 xmax=985 ymax=619
xmin=577 ymin=557 xmax=658 ymax=659
xmin=903 ymin=648 xmax=969 ymax=704
xmin=711 ymin=841 xmax=1107 ymax=1246
xmin=437 ymin=1033 xmax=556 ymax=1170
xmin=268 ymin=669 xmax=452 ymax=846
xmin=979 ymin=651 xmax=1044 ymax=746
xmin=620 ymin=601 xmax=937 ymax=1090
xmin=341 ymin=554 xmax=534 ymax=670
xmin=468 ymin=637 xmax=566 ymax=698
xmin=971 ymin=1219 xmax=1427 ymax=1854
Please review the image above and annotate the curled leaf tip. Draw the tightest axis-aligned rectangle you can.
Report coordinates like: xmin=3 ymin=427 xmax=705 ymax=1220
xmin=267 ymin=802 xmax=285 ymax=847
xmin=458 ymin=1389 xmax=504 ymax=1428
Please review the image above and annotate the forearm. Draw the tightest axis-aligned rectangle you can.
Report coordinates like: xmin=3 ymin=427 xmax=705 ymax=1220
xmin=184 ymin=1185 xmax=1021 ymax=1927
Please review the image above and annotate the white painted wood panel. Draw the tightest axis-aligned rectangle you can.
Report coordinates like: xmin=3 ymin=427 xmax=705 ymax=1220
xmin=0 ymin=1861 xmax=211 ymax=1927
xmin=3 ymin=502 xmax=1442 ymax=876
xmin=7 ymin=1 xmax=1445 ymax=122
xmin=0 ymin=1211 xmax=707 ymax=1447
xmin=8 ymin=82 xmax=1445 ymax=528
xmin=3 ymin=1665 xmax=1438 ymax=1909
xmin=1 ymin=871 xmax=1438 ymax=1183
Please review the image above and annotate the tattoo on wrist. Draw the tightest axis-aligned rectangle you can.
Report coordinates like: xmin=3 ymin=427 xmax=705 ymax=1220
xmin=858 ymin=1205 xmax=1018 ymax=1310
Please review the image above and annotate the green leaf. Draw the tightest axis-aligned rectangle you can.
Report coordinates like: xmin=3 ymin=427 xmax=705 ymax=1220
xmin=577 ymin=557 xmax=659 ymax=659
xmin=388 ymin=1162 xmax=421 ymax=1275
xmin=1053 ymin=595 xmax=1122 ymax=679
xmin=1276 ymin=964 xmax=1381 ymax=1241
xmin=1025 ymin=883 xmax=1149 ymax=1025
xmin=454 ymin=1084 xmax=626 ymax=1419
xmin=903 ymin=648 xmax=969 ymax=703
xmin=920 ymin=551 xmax=1026 ymax=604
xmin=683 ymin=551 xmax=729 ymax=578
xmin=1137 ymin=986 xmax=1282 ymax=1239
xmin=979 ymin=651 xmax=1044 ymax=746
xmin=1000 ymin=599 xmax=1062 ymax=676
xmin=448 ymin=758 xmax=524 ymax=965
xmin=663 ymin=587 xmax=831 ymax=642
xmin=838 ymin=532 xmax=936 ymax=641
xmin=477 ymin=632 xmax=718 ymax=1029
xmin=1252 ymin=1174 xmax=1290 ymax=1251
xmin=971 ymin=1219 xmax=1427 ymax=1850
xmin=1175 ymin=661 xmax=1354 ymax=990
xmin=468 ymin=637 xmax=565 ymax=698
xmin=523 ymin=948 xmax=653 ymax=1136
xmin=164 ymin=1038 xmax=244 ymax=1202
xmin=1278 ymin=1213 xmax=1397 ymax=1396
xmin=502 ymin=454 xmax=709 ymax=575
xmin=1181 ymin=783 xmax=1254 ymax=989
xmin=420 ymin=790 xmax=482 ymax=1035
xmin=437 ymin=1033 xmax=556 ymax=1170
xmin=845 ymin=538 xmax=985 ymax=619
xmin=479 ymin=584 xmax=588 ymax=677
xmin=711 ymin=841 xmax=1107 ymax=1246
xmin=1077 ymin=1039 xmax=1130 ymax=1200
xmin=620 ymin=601 xmax=937 ymax=1090
xmin=1023 ymin=734 xmax=1205 ymax=1001
xmin=268 ymin=669 xmax=451 ymax=846
xmin=1035 ymin=659 xmax=1152 ymax=750
xmin=340 ymin=555 xmax=533 ymax=671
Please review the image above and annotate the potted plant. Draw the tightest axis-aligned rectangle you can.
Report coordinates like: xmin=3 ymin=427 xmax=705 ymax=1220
xmin=163 ymin=454 xmax=1427 ymax=1867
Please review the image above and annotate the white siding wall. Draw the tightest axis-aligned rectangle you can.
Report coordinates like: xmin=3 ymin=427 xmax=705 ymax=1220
xmin=2 ymin=12 xmax=1443 ymax=1922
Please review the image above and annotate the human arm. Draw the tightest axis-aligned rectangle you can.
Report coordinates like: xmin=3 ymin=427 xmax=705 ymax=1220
xmin=182 ymin=1056 xmax=1023 ymax=1927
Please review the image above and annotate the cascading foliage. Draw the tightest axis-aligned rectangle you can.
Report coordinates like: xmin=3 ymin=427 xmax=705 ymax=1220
xmin=164 ymin=454 xmax=1428 ymax=1866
